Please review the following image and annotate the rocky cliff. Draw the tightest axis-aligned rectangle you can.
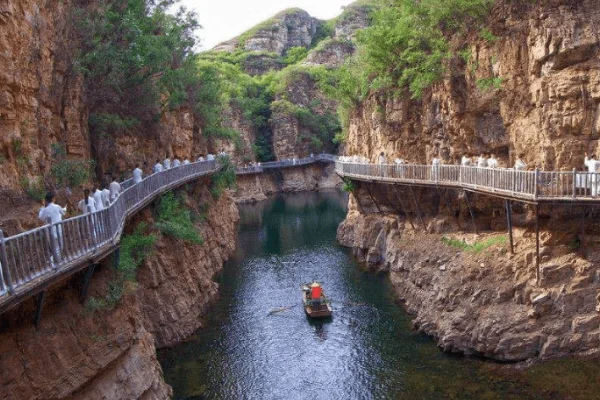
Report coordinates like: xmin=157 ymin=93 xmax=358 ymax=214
xmin=337 ymin=0 xmax=600 ymax=361
xmin=0 ymin=183 xmax=239 ymax=399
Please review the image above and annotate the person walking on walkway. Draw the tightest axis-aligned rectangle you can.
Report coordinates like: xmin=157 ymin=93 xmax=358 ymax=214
xmin=584 ymin=153 xmax=600 ymax=196
xmin=378 ymin=152 xmax=387 ymax=165
xmin=78 ymin=188 xmax=97 ymax=214
xmin=109 ymin=177 xmax=121 ymax=202
xmin=514 ymin=154 xmax=527 ymax=171
xmin=133 ymin=164 xmax=143 ymax=184
xmin=38 ymin=192 xmax=67 ymax=265
xmin=477 ymin=153 xmax=487 ymax=168
xmin=163 ymin=157 xmax=171 ymax=170
xmin=182 ymin=159 xmax=190 ymax=165
xmin=431 ymin=154 xmax=441 ymax=181
xmin=487 ymin=154 xmax=498 ymax=169
xmin=153 ymin=159 xmax=164 ymax=174
xmin=460 ymin=154 xmax=471 ymax=182
xmin=101 ymin=183 xmax=110 ymax=208
xmin=173 ymin=158 xmax=181 ymax=168
xmin=93 ymin=185 xmax=104 ymax=212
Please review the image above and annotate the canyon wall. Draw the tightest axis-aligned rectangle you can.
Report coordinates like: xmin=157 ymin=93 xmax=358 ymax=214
xmin=233 ymin=163 xmax=341 ymax=203
xmin=337 ymin=0 xmax=600 ymax=361
xmin=0 ymin=183 xmax=239 ymax=399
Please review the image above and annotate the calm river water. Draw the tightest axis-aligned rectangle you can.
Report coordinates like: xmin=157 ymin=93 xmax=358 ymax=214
xmin=159 ymin=191 xmax=599 ymax=400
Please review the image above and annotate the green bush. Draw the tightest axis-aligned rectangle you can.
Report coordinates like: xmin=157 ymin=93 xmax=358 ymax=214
xmin=20 ymin=177 xmax=45 ymax=201
xmin=283 ymin=47 xmax=309 ymax=65
xmin=342 ymin=178 xmax=356 ymax=193
xmin=211 ymin=156 xmax=238 ymax=198
xmin=476 ymin=77 xmax=503 ymax=91
xmin=50 ymin=143 xmax=94 ymax=187
xmin=155 ymin=192 xmax=204 ymax=244
xmin=442 ymin=235 xmax=507 ymax=253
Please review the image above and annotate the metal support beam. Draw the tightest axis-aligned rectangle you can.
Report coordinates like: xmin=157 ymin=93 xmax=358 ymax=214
xmin=374 ymin=184 xmax=401 ymax=215
xmin=439 ymin=188 xmax=463 ymax=230
xmin=33 ymin=291 xmax=46 ymax=330
xmin=579 ymin=206 xmax=587 ymax=251
xmin=365 ymin=183 xmax=382 ymax=213
xmin=79 ymin=264 xmax=96 ymax=304
xmin=535 ymin=204 xmax=540 ymax=285
xmin=393 ymin=186 xmax=415 ymax=229
xmin=409 ymin=186 xmax=426 ymax=229
xmin=463 ymin=190 xmax=478 ymax=234
xmin=505 ymin=200 xmax=514 ymax=254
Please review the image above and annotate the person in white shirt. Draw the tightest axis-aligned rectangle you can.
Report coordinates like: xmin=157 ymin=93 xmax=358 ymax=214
xmin=153 ymin=159 xmax=164 ymax=174
xmin=133 ymin=164 xmax=143 ymax=184
xmin=461 ymin=155 xmax=472 ymax=166
xmin=163 ymin=157 xmax=171 ymax=170
xmin=109 ymin=177 xmax=121 ymax=202
xmin=93 ymin=186 xmax=104 ymax=212
xmin=197 ymin=155 xmax=205 ymax=162
xmin=584 ymin=153 xmax=600 ymax=196
xmin=487 ymin=154 xmax=498 ymax=169
xmin=378 ymin=152 xmax=387 ymax=165
xmin=38 ymin=192 xmax=67 ymax=260
xmin=78 ymin=188 xmax=97 ymax=214
xmin=394 ymin=158 xmax=405 ymax=165
xmin=182 ymin=159 xmax=190 ymax=165
xmin=207 ymin=154 xmax=215 ymax=161
xmin=514 ymin=155 xmax=527 ymax=171
xmin=101 ymin=183 xmax=110 ymax=207
xmin=431 ymin=154 xmax=441 ymax=181
xmin=477 ymin=153 xmax=487 ymax=168
xmin=173 ymin=158 xmax=181 ymax=168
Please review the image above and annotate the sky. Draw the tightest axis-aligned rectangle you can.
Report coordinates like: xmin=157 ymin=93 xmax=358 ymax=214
xmin=177 ymin=0 xmax=357 ymax=50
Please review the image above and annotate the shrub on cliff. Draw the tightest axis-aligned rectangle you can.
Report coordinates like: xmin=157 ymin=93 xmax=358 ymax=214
xmin=155 ymin=192 xmax=204 ymax=244
xmin=211 ymin=156 xmax=238 ymax=198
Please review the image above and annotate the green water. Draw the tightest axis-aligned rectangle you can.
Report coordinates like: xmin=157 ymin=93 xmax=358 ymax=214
xmin=159 ymin=191 xmax=600 ymax=400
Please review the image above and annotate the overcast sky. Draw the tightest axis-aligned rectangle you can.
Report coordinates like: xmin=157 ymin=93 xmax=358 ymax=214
xmin=177 ymin=0 xmax=357 ymax=50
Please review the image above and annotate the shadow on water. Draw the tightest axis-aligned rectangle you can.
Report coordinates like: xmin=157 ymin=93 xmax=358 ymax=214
xmin=159 ymin=190 xmax=600 ymax=400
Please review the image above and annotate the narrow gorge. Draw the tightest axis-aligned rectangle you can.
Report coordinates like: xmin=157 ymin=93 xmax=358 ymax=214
xmin=0 ymin=0 xmax=600 ymax=398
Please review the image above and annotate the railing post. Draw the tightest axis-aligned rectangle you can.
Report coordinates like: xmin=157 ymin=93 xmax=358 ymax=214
xmin=573 ymin=168 xmax=577 ymax=198
xmin=0 ymin=230 xmax=14 ymax=294
xmin=534 ymin=168 xmax=539 ymax=200
xmin=47 ymin=217 xmax=61 ymax=269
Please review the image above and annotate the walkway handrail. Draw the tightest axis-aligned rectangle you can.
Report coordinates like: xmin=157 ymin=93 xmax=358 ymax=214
xmin=0 ymin=160 xmax=217 ymax=305
xmin=236 ymin=154 xmax=335 ymax=175
xmin=335 ymin=162 xmax=600 ymax=202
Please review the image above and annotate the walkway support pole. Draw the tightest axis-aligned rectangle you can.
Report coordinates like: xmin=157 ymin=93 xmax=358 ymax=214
xmin=34 ymin=291 xmax=46 ymax=330
xmin=463 ymin=190 xmax=478 ymax=234
xmin=79 ymin=264 xmax=97 ymax=304
xmin=365 ymin=183 xmax=382 ymax=213
xmin=393 ymin=186 xmax=415 ymax=229
xmin=0 ymin=230 xmax=14 ymax=294
xmin=409 ymin=186 xmax=426 ymax=229
xmin=505 ymin=200 xmax=514 ymax=254
xmin=535 ymin=204 xmax=540 ymax=285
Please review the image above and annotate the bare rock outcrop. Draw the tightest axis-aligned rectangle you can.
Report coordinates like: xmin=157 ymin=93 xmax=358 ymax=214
xmin=0 ymin=184 xmax=239 ymax=399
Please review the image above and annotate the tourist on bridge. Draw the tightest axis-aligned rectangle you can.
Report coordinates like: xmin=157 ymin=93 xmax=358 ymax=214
xmin=461 ymin=155 xmax=472 ymax=166
xmin=182 ymin=159 xmax=190 ymax=165
xmin=207 ymin=154 xmax=215 ymax=161
xmin=394 ymin=157 xmax=405 ymax=165
xmin=133 ymin=164 xmax=143 ymax=184
xmin=77 ymin=188 xmax=97 ymax=214
xmin=163 ymin=157 xmax=171 ymax=170
xmin=109 ymin=176 xmax=121 ymax=202
xmin=514 ymin=155 xmax=527 ymax=171
xmin=93 ymin=185 xmax=104 ymax=212
xmin=173 ymin=158 xmax=181 ymax=168
xmin=38 ymin=192 xmax=67 ymax=263
xmin=153 ymin=159 xmax=164 ymax=173
xmin=487 ymin=154 xmax=498 ymax=169
xmin=477 ymin=154 xmax=487 ymax=168
xmin=197 ymin=155 xmax=205 ymax=162
xmin=378 ymin=152 xmax=387 ymax=164
xmin=431 ymin=154 xmax=441 ymax=181
xmin=101 ymin=183 xmax=110 ymax=207
xmin=584 ymin=153 xmax=600 ymax=196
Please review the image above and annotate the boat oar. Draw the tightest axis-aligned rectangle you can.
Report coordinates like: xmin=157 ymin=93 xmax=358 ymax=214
xmin=268 ymin=304 xmax=300 ymax=315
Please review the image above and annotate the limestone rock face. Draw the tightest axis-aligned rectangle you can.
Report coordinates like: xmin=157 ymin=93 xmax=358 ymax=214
xmin=0 ymin=0 xmax=89 ymax=191
xmin=0 ymin=184 xmax=239 ymax=399
xmin=338 ymin=208 xmax=600 ymax=361
xmin=334 ymin=3 xmax=371 ymax=40
xmin=304 ymin=39 xmax=356 ymax=68
xmin=343 ymin=0 xmax=600 ymax=170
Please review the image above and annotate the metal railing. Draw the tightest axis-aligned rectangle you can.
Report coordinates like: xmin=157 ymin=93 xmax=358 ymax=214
xmin=0 ymin=160 xmax=217 ymax=303
xmin=335 ymin=162 xmax=600 ymax=201
xmin=236 ymin=154 xmax=336 ymax=175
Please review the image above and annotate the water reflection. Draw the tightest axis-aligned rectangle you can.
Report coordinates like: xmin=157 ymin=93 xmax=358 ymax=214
xmin=159 ymin=190 xmax=600 ymax=400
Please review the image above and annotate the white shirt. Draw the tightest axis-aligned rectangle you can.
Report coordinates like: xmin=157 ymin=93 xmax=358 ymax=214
xmin=477 ymin=157 xmax=487 ymax=168
xmin=461 ymin=156 xmax=471 ymax=166
xmin=101 ymin=189 xmax=110 ymax=206
xmin=515 ymin=159 xmax=527 ymax=171
xmin=153 ymin=163 xmax=164 ymax=173
xmin=395 ymin=158 xmax=405 ymax=165
xmin=78 ymin=197 xmax=97 ymax=214
xmin=38 ymin=203 xmax=66 ymax=225
xmin=173 ymin=159 xmax=181 ymax=167
xmin=182 ymin=159 xmax=190 ymax=165
xmin=163 ymin=159 xmax=171 ymax=169
xmin=432 ymin=157 xmax=441 ymax=166
xmin=378 ymin=155 xmax=386 ymax=164
xmin=133 ymin=168 xmax=143 ymax=184
xmin=109 ymin=181 xmax=121 ymax=200
xmin=585 ymin=157 xmax=599 ymax=173
xmin=197 ymin=157 xmax=205 ymax=162
xmin=93 ymin=189 xmax=104 ymax=211
xmin=487 ymin=157 xmax=498 ymax=168
xmin=207 ymin=154 xmax=215 ymax=161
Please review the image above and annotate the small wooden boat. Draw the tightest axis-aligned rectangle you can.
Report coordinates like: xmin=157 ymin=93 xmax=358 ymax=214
xmin=301 ymin=281 xmax=332 ymax=318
